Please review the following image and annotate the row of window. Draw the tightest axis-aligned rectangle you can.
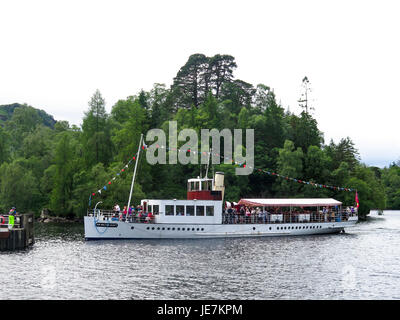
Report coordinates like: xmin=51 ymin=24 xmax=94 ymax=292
xmin=146 ymin=226 xmax=205 ymax=231
xmin=141 ymin=225 xmax=325 ymax=232
xmin=276 ymin=225 xmax=323 ymax=230
xmin=188 ymin=180 xmax=212 ymax=191
xmin=144 ymin=204 xmax=215 ymax=217
xmin=165 ymin=205 xmax=214 ymax=217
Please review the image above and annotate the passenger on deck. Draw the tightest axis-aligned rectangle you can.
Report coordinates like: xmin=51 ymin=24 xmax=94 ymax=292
xmin=128 ymin=205 xmax=134 ymax=217
xmin=263 ymin=209 xmax=268 ymax=223
xmin=146 ymin=211 xmax=153 ymax=223
xmin=132 ymin=210 xmax=138 ymax=223
xmin=239 ymin=206 xmax=245 ymax=224
xmin=250 ymin=208 xmax=256 ymax=224
xmin=138 ymin=211 xmax=144 ymax=223
xmin=235 ymin=209 xmax=240 ymax=224
xmin=227 ymin=207 xmax=234 ymax=224
xmin=256 ymin=207 xmax=262 ymax=223
xmin=323 ymin=207 xmax=328 ymax=222
xmin=330 ymin=209 xmax=335 ymax=221
xmin=245 ymin=207 xmax=251 ymax=224
xmin=122 ymin=206 xmax=127 ymax=221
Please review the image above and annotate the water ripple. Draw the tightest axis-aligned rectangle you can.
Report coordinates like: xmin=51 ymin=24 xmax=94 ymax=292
xmin=1 ymin=211 xmax=400 ymax=299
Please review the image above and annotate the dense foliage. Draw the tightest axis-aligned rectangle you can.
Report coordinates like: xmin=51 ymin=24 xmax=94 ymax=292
xmin=0 ymin=54 xmax=393 ymax=217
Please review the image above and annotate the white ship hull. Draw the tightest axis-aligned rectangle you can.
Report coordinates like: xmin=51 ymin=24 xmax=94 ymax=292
xmin=84 ymin=216 xmax=358 ymax=240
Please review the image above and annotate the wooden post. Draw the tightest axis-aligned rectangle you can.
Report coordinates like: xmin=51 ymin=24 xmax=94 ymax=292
xmin=0 ymin=213 xmax=34 ymax=251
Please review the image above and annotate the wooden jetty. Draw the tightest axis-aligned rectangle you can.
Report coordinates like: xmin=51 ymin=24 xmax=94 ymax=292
xmin=0 ymin=213 xmax=34 ymax=251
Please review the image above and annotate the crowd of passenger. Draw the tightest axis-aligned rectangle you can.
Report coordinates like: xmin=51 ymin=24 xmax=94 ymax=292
xmin=94 ymin=203 xmax=357 ymax=225
xmin=107 ymin=204 xmax=154 ymax=223
xmin=222 ymin=205 xmax=357 ymax=224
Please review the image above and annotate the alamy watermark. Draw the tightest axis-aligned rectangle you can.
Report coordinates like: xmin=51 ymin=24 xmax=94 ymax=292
xmin=145 ymin=121 xmax=254 ymax=176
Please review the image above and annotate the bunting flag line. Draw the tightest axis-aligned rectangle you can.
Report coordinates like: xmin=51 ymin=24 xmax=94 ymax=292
xmin=88 ymin=144 xmax=148 ymax=205
xmin=89 ymin=141 xmax=357 ymax=206
xmin=154 ymin=144 xmax=357 ymax=193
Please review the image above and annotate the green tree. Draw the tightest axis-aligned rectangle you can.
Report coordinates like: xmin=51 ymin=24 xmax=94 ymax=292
xmin=173 ymin=53 xmax=209 ymax=108
xmin=0 ymin=126 xmax=10 ymax=164
xmin=287 ymin=111 xmax=323 ymax=152
xmin=111 ymin=99 xmax=147 ymax=162
xmin=81 ymin=90 xmax=113 ymax=167
xmin=208 ymin=54 xmax=237 ymax=98
xmin=0 ymin=161 xmax=41 ymax=213
xmin=381 ymin=163 xmax=400 ymax=209
xmin=49 ymin=133 xmax=75 ymax=215
xmin=325 ymin=137 xmax=360 ymax=171
xmin=276 ymin=140 xmax=304 ymax=196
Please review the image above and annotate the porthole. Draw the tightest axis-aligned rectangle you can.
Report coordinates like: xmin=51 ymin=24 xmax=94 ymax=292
xmin=182 ymin=228 xmax=185 ymax=231
xmin=196 ymin=228 xmax=200 ymax=231
xmin=253 ymin=227 xmax=256 ymax=230
xmin=146 ymin=227 xmax=149 ymax=230
xmin=192 ymin=228 xmax=195 ymax=231
xmin=162 ymin=227 xmax=165 ymax=230
xmin=131 ymin=226 xmax=134 ymax=230
xmin=157 ymin=227 xmax=160 ymax=230
xmin=201 ymin=228 xmax=204 ymax=231
xmin=172 ymin=228 xmax=175 ymax=230
xmin=277 ymin=227 xmax=280 ymax=230
xmin=269 ymin=227 xmax=272 ymax=230
xmin=177 ymin=228 xmax=180 ymax=231
xmin=152 ymin=227 xmax=155 ymax=230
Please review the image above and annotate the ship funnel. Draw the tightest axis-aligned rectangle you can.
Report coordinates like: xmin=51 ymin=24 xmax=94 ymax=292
xmin=213 ymin=172 xmax=225 ymax=201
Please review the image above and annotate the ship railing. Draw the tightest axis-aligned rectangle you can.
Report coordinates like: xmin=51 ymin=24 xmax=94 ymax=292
xmin=87 ymin=209 xmax=155 ymax=224
xmin=0 ymin=214 xmax=22 ymax=229
xmin=221 ymin=211 xmax=356 ymax=225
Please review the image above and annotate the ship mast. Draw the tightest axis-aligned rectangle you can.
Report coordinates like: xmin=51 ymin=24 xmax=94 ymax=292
xmin=204 ymin=148 xmax=211 ymax=179
xmin=127 ymin=133 xmax=143 ymax=210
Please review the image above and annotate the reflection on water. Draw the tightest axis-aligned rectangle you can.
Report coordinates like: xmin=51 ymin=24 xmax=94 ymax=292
xmin=1 ymin=212 xmax=400 ymax=299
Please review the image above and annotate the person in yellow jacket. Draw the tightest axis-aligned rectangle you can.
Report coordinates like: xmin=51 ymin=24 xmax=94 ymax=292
xmin=8 ymin=207 xmax=16 ymax=229
xmin=8 ymin=214 xmax=15 ymax=230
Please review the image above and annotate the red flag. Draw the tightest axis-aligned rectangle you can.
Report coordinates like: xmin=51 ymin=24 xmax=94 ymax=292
xmin=355 ymin=191 xmax=360 ymax=208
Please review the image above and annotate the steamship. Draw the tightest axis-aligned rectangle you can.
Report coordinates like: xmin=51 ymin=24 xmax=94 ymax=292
xmin=83 ymin=134 xmax=358 ymax=240
xmin=84 ymin=170 xmax=358 ymax=240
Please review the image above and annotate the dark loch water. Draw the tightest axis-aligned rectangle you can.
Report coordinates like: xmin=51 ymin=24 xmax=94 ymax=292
xmin=1 ymin=211 xmax=400 ymax=300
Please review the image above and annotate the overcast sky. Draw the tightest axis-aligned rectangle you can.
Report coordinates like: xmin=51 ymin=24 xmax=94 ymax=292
xmin=1 ymin=0 xmax=399 ymax=167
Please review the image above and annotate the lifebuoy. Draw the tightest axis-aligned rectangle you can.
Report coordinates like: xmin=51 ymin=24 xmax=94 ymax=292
xmin=0 ymin=216 xmax=5 ymax=225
